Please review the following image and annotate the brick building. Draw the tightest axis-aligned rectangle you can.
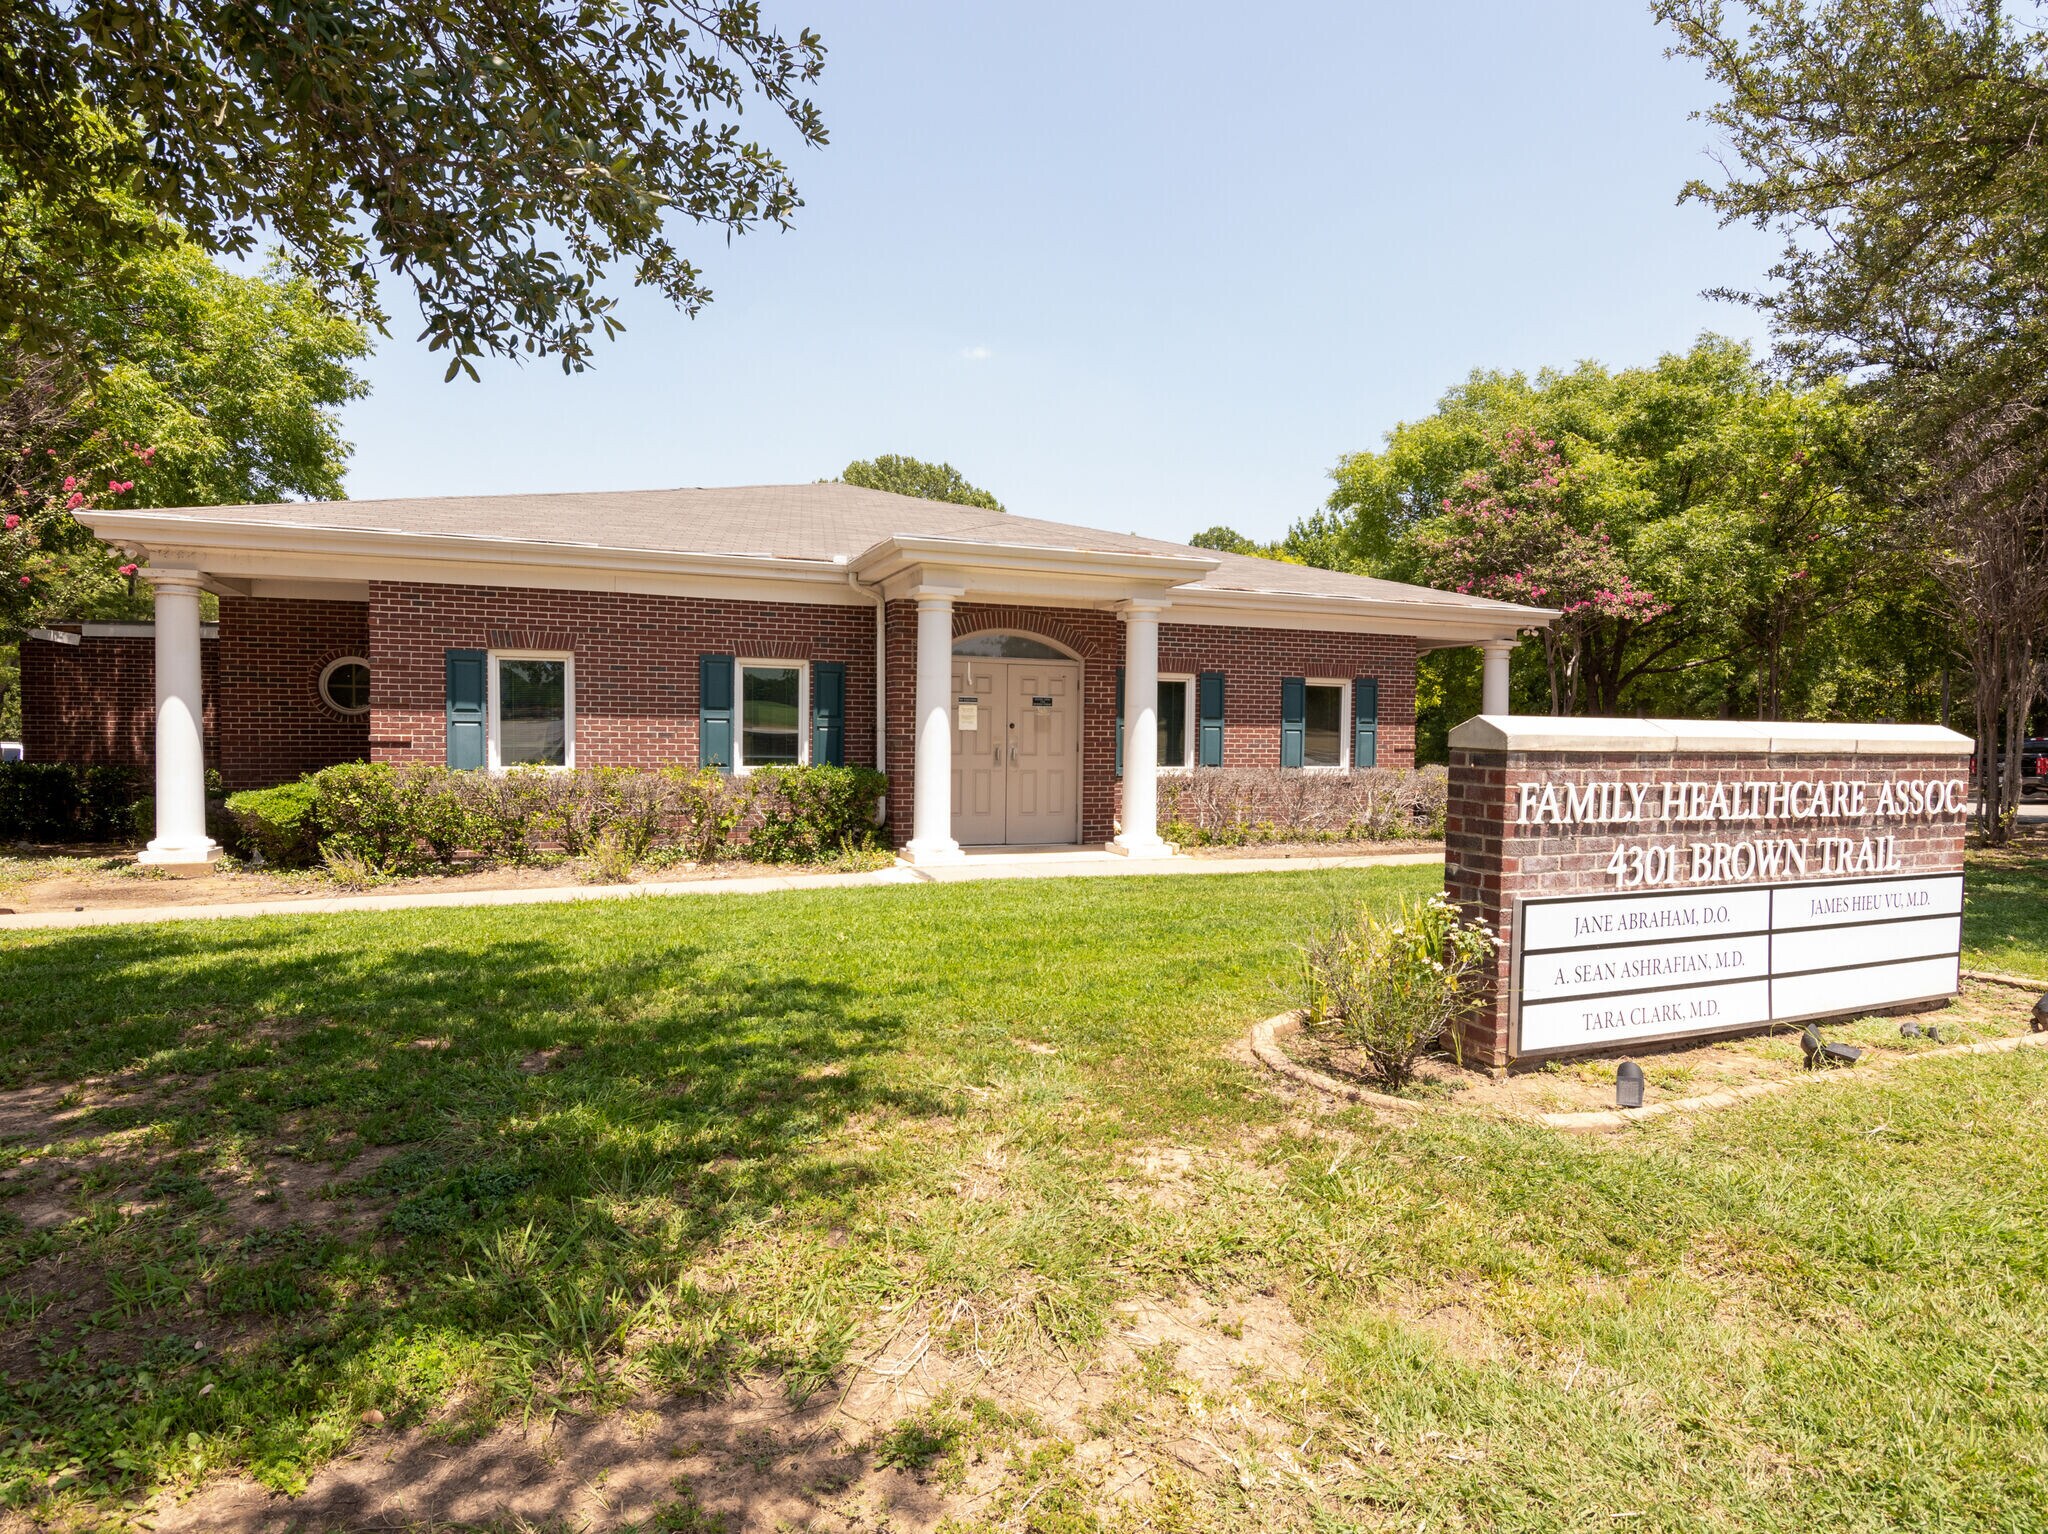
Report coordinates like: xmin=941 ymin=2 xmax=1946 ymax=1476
xmin=64 ymin=483 xmax=1550 ymax=865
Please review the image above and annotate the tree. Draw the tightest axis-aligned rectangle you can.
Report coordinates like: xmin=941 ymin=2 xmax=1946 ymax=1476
xmin=1 ymin=218 xmax=368 ymax=735
xmin=0 ymin=1 xmax=826 ymax=375
xmin=1412 ymin=429 xmax=1667 ymax=714
xmin=1655 ymin=1 xmax=2048 ymax=406
xmin=1189 ymin=526 xmax=1268 ymax=556
xmin=838 ymin=455 xmax=1004 ymax=512
xmin=1657 ymin=0 xmax=2048 ymax=838
xmin=1305 ymin=339 xmax=1935 ymax=741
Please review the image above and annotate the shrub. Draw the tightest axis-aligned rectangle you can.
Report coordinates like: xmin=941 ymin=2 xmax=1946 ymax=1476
xmin=314 ymin=762 xmax=431 ymax=874
xmin=224 ymin=779 xmax=324 ymax=866
xmin=1158 ymin=766 xmax=1447 ymax=846
xmin=1299 ymin=892 xmax=1495 ymax=1090
xmin=666 ymin=765 xmax=754 ymax=863
xmin=0 ymin=763 xmax=84 ymax=842
xmin=583 ymin=825 xmax=639 ymax=884
xmin=0 ymin=762 xmax=153 ymax=844
xmin=217 ymin=760 xmax=892 ymax=874
xmin=747 ymin=766 xmax=888 ymax=863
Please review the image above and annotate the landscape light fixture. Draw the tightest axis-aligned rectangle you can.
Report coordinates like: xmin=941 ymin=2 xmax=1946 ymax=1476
xmin=1801 ymin=1026 xmax=1863 ymax=1069
xmin=1900 ymin=1021 xmax=1922 ymax=1038
xmin=2034 ymin=995 xmax=2048 ymax=1034
xmin=1615 ymin=1060 xmax=1645 ymax=1110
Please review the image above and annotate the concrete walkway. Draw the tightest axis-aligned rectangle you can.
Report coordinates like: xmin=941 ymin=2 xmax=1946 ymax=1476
xmin=0 ymin=847 xmax=1442 ymax=933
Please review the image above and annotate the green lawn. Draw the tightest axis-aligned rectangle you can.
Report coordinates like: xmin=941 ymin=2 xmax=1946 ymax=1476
xmin=0 ymin=861 xmax=2044 ymax=1530
xmin=1961 ymin=844 xmax=2048 ymax=979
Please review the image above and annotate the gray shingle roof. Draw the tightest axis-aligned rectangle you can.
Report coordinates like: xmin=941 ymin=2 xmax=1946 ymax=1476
xmin=136 ymin=481 xmax=1544 ymax=617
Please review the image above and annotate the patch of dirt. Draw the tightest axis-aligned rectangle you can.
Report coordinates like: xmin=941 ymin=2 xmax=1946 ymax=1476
xmin=147 ymin=1379 xmax=950 ymax=1534
xmin=134 ymin=1286 xmax=1318 ymax=1534
xmin=1103 ymin=1142 xmax=1285 ymax=1211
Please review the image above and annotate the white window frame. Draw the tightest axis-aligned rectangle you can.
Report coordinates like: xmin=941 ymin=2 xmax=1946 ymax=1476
xmin=1301 ymin=678 xmax=1350 ymax=772
xmin=734 ymin=658 xmax=811 ymax=774
xmin=487 ymin=650 xmax=576 ymax=772
xmin=1156 ymin=673 xmax=1196 ymax=773
xmin=318 ymin=655 xmax=372 ymax=716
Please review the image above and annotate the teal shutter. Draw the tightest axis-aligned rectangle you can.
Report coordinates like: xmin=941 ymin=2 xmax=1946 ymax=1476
xmin=1197 ymin=671 xmax=1224 ymax=768
xmin=1114 ymin=667 xmax=1125 ymax=779
xmin=445 ymin=649 xmax=487 ymax=770
xmin=1280 ymin=676 xmax=1306 ymax=769
xmin=1353 ymin=678 xmax=1379 ymax=768
xmin=699 ymin=654 xmax=735 ymax=770
xmin=812 ymin=661 xmax=846 ymax=766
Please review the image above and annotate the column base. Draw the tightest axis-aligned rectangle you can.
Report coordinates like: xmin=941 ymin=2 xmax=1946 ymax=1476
xmin=901 ymin=837 xmax=966 ymax=867
xmin=137 ymin=840 xmax=221 ymax=874
xmin=1108 ymin=835 xmax=1177 ymax=859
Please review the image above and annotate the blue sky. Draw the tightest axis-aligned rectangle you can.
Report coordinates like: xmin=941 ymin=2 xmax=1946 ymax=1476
xmin=336 ymin=0 xmax=1778 ymax=545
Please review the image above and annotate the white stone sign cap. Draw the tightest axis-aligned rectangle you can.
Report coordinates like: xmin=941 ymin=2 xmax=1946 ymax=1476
xmin=1447 ymin=715 xmax=1974 ymax=757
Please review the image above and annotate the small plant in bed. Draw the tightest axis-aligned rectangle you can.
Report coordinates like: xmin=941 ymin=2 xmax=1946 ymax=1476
xmin=1299 ymin=891 xmax=1494 ymax=1091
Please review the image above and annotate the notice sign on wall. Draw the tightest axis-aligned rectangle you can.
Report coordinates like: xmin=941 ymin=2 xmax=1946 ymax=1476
xmin=1515 ymin=872 xmax=1964 ymax=1053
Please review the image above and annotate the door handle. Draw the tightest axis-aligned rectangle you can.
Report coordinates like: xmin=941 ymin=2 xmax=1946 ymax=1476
xmin=1009 ymin=742 xmax=1018 ymax=766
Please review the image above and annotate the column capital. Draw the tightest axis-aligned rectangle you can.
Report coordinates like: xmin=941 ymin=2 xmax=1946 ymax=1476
xmin=910 ymin=584 xmax=965 ymax=610
xmin=1479 ymin=636 xmax=1520 ymax=653
xmin=1115 ymin=597 xmax=1170 ymax=620
xmin=140 ymin=567 xmax=207 ymax=595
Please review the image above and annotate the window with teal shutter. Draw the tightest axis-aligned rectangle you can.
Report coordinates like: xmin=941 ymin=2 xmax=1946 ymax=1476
xmin=445 ymin=649 xmax=486 ymax=769
xmin=1197 ymin=671 xmax=1224 ymax=767
xmin=1353 ymin=677 xmax=1379 ymax=768
xmin=1280 ymin=676 xmax=1306 ymax=768
xmin=1114 ymin=667 xmax=1125 ymax=778
xmin=699 ymin=654 xmax=735 ymax=769
xmin=811 ymin=661 xmax=846 ymax=766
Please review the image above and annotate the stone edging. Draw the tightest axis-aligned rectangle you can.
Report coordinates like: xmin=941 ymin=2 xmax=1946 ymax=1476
xmin=1247 ymin=1009 xmax=2048 ymax=1134
xmin=1961 ymin=968 xmax=2046 ymax=993
xmin=1246 ymin=1012 xmax=1446 ymax=1115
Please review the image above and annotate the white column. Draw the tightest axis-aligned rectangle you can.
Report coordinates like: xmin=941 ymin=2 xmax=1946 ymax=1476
xmin=137 ymin=570 xmax=219 ymax=869
xmin=1110 ymin=600 xmax=1174 ymax=858
xmin=1480 ymin=638 xmax=1517 ymax=716
xmin=903 ymin=590 xmax=964 ymax=865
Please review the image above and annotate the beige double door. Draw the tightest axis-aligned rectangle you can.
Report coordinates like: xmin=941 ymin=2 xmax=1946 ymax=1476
xmin=949 ymin=658 xmax=1081 ymax=845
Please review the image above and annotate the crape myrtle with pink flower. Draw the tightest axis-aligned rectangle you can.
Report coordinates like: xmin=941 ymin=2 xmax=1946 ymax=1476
xmin=1412 ymin=428 xmax=1668 ymax=715
xmin=2 ymin=443 xmax=153 ymax=640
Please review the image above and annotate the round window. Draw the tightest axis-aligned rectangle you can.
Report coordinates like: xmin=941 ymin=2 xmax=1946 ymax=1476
xmin=320 ymin=657 xmax=371 ymax=714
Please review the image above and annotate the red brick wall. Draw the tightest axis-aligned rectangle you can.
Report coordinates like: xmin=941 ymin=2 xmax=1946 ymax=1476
xmin=19 ymin=628 xmax=218 ymax=773
xmin=366 ymin=581 xmax=879 ymax=771
xmin=883 ymin=602 xmax=1422 ymax=846
xmin=1445 ymin=748 xmax=1971 ymax=1068
xmin=1159 ymin=623 xmax=1419 ymax=770
xmin=216 ymin=597 xmax=372 ymax=790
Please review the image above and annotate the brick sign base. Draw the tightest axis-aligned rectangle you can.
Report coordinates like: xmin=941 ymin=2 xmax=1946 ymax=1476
xmin=1444 ymin=717 xmax=1973 ymax=1070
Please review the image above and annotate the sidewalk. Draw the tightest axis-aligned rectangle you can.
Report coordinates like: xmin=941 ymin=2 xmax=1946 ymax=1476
xmin=0 ymin=847 xmax=1442 ymax=933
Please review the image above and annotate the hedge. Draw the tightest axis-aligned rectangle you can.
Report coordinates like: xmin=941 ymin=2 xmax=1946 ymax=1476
xmin=0 ymin=763 xmax=153 ymax=844
xmin=225 ymin=762 xmax=889 ymax=874
xmin=1157 ymin=766 xmax=1447 ymax=846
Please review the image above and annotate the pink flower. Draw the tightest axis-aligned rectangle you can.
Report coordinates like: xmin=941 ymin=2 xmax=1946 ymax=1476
xmin=17 ymin=575 xmax=29 ymax=587
xmin=3 ymin=514 xmax=16 ymax=530
xmin=65 ymin=492 xmax=84 ymax=509
xmin=109 ymin=479 xmax=134 ymax=493
xmin=119 ymin=562 xmax=139 ymax=577
xmin=63 ymin=476 xmax=77 ymax=491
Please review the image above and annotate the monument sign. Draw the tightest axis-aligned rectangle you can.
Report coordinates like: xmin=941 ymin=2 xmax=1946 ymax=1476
xmin=1444 ymin=717 xmax=1973 ymax=1068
